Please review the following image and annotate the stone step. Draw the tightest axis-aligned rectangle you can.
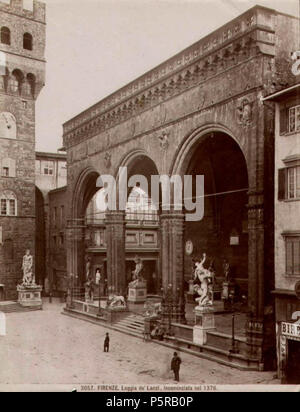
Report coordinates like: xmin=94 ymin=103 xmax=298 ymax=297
xmin=163 ymin=335 xmax=260 ymax=371
xmin=118 ymin=318 xmax=144 ymax=327
xmin=62 ymin=308 xmax=260 ymax=370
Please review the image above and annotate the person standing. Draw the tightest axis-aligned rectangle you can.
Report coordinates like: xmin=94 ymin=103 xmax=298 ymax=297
xmin=171 ymin=352 xmax=182 ymax=382
xmin=104 ymin=333 xmax=110 ymax=352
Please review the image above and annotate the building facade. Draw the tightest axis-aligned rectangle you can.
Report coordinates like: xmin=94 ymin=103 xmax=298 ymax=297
xmin=0 ymin=0 xmax=45 ymax=300
xmin=264 ymin=83 xmax=300 ymax=383
xmin=35 ymin=151 xmax=67 ymax=290
xmin=61 ymin=5 xmax=298 ymax=369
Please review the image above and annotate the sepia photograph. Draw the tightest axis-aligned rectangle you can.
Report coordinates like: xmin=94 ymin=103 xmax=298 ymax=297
xmin=0 ymin=0 xmax=299 ymax=395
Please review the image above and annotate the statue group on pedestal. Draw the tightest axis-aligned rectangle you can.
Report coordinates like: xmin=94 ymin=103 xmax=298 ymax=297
xmin=193 ymin=253 xmax=215 ymax=308
xmin=129 ymin=256 xmax=145 ymax=288
xmin=21 ymin=249 xmax=35 ymax=286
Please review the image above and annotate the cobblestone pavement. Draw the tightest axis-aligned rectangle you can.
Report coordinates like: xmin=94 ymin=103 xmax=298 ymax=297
xmin=0 ymin=299 xmax=279 ymax=386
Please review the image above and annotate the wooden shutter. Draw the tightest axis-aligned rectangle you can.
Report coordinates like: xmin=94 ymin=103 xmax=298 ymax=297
xmin=280 ymin=106 xmax=288 ymax=134
xmin=278 ymin=168 xmax=286 ymax=201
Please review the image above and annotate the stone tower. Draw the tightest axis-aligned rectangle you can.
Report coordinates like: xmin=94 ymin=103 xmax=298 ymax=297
xmin=0 ymin=0 xmax=46 ymax=300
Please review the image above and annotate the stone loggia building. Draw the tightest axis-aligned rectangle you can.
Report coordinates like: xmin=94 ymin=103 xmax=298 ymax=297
xmin=0 ymin=0 xmax=45 ymax=299
xmin=62 ymin=5 xmax=298 ymax=369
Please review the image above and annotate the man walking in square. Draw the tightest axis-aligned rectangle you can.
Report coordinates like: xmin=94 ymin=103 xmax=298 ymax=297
xmin=104 ymin=332 xmax=110 ymax=352
xmin=171 ymin=352 xmax=182 ymax=382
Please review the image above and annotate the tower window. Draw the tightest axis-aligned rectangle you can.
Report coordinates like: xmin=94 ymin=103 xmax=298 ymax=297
xmin=1 ymin=27 xmax=10 ymax=45
xmin=0 ymin=191 xmax=17 ymax=216
xmin=2 ymin=167 xmax=9 ymax=177
xmin=23 ymin=33 xmax=33 ymax=51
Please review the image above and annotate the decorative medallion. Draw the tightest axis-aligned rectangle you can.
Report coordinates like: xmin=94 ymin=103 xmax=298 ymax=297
xmin=104 ymin=152 xmax=112 ymax=168
xmin=185 ymin=240 xmax=194 ymax=256
xmin=158 ymin=131 xmax=169 ymax=150
xmin=237 ymin=98 xmax=253 ymax=126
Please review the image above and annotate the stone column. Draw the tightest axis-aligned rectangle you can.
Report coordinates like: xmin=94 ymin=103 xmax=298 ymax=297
xmin=160 ymin=210 xmax=185 ymax=323
xmin=105 ymin=211 xmax=126 ymax=296
xmin=66 ymin=218 xmax=85 ymax=284
xmin=246 ymin=190 xmax=265 ymax=365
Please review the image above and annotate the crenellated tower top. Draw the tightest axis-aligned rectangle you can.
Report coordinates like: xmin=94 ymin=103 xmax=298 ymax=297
xmin=0 ymin=0 xmax=45 ymax=24
xmin=0 ymin=0 xmax=46 ymax=100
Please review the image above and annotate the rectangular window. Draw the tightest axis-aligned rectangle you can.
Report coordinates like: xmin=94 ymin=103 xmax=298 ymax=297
xmin=286 ymin=236 xmax=300 ymax=276
xmin=53 ymin=207 xmax=57 ymax=226
xmin=2 ymin=167 xmax=9 ymax=177
xmin=60 ymin=205 xmax=64 ymax=225
xmin=289 ymin=105 xmax=300 ymax=133
xmin=9 ymin=199 xmax=16 ymax=216
xmin=287 ymin=166 xmax=300 ymax=200
xmin=43 ymin=161 xmax=54 ymax=175
xmin=1 ymin=199 xmax=7 ymax=215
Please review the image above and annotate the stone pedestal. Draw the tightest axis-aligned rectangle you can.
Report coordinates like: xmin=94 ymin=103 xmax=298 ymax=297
xmin=128 ymin=281 xmax=147 ymax=303
xmin=186 ymin=280 xmax=195 ymax=303
xmin=17 ymin=285 xmax=43 ymax=309
xmin=193 ymin=307 xmax=215 ymax=345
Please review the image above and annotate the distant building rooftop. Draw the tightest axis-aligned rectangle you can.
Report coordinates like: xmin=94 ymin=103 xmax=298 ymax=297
xmin=36 ymin=151 xmax=67 ymax=160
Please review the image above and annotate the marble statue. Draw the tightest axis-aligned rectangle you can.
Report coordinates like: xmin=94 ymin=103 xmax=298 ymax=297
xmin=223 ymin=259 xmax=231 ymax=282
xmin=144 ymin=301 xmax=162 ymax=317
xmin=95 ymin=268 xmax=101 ymax=285
xmin=108 ymin=294 xmax=127 ymax=308
xmin=85 ymin=256 xmax=91 ymax=280
xmin=129 ymin=257 xmax=144 ymax=287
xmin=193 ymin=253 xmax=214 ymax=307
xmin=22 ymin=249 xmax=34 ymax=286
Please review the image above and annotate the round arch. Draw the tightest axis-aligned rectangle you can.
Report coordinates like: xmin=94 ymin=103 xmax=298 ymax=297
xmin=114 ymin=148 xmax=160 ymax=208
xmin=170 ymin=123 xmax=249 ymax=178
xmin=72 ymin=166 xmax=100 ymax=220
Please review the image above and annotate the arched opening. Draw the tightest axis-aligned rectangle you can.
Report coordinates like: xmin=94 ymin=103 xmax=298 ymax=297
xmin=82 ymin=153 xmax=161 ymax=298
xmin=119 ymin=154 xmax=161 ymax=295
xmin=10 ymin=69 xmax=24 ymax=94
xmin=1 ymin=27 xmax=10 ymax=45
xmin=23 ymin=32 xmax=33 ymax=50
xmin=71 ymin=168 xmax=100 ymax=290
xmin=181 ymin=131 xmax=249 ymax=329
xmin=25 ymin=73 xmax=35 ymax=97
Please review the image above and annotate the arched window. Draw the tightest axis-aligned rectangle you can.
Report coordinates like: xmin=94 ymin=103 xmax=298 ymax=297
xmin=0 ymin=191 xmax=17 ymax=217
xmin=1 ymin=27 xmax=10 ymax=45
xmin=23 ymin=33 xmax=33 ymax=50
xmin=25 ymin=73 xmax=35 ymax=97
xmin=10 ymin=70 xmax=23 ymax=94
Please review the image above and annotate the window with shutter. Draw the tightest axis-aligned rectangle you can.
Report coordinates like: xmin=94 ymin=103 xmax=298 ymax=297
xmin=278 ymin=168 xmax=286 ymax=200
xmin=280 ymin=106 xmax=288 ymax=135
xmin=285 ymin=236 xmax=300 ymax=276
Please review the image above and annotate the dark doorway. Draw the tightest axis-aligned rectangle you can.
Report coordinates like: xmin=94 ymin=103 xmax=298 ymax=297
xmin=286 ymin=340 xmax=300 ymax=384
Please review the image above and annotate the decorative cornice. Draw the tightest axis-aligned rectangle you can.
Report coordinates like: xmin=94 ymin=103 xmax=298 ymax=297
xmin=63 ymin=7 xmax=279 ymax=149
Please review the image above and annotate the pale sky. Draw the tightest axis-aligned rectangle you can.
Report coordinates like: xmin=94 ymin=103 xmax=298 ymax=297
xmin=36 ymin=0 xmax=300 ymax=152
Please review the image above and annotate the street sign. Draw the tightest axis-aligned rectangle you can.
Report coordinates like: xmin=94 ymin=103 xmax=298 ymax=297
xmin=295 ymin=281 xmax=300 ymax=300
xmin=281 ymin=322 xmax=300 ymax=339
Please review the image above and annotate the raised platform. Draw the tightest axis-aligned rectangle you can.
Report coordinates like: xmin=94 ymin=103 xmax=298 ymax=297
xmin=62 ymin=299 xmax=260 ymax=371
xmin=0 ymin=300 xmax=43 ymax=313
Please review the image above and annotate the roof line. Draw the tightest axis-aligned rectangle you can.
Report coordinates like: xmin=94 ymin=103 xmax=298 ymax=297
xmin=262 ymin=84 xmax=300 ymax=101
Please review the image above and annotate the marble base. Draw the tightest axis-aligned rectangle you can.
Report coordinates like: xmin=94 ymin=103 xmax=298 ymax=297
xmin=128 ymin=285 xmax=147 ymax=303
xmin=17 ymin=285 xmax=43 ymax=309
xmin=193 ymin=307 xmax=215 ymax=345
